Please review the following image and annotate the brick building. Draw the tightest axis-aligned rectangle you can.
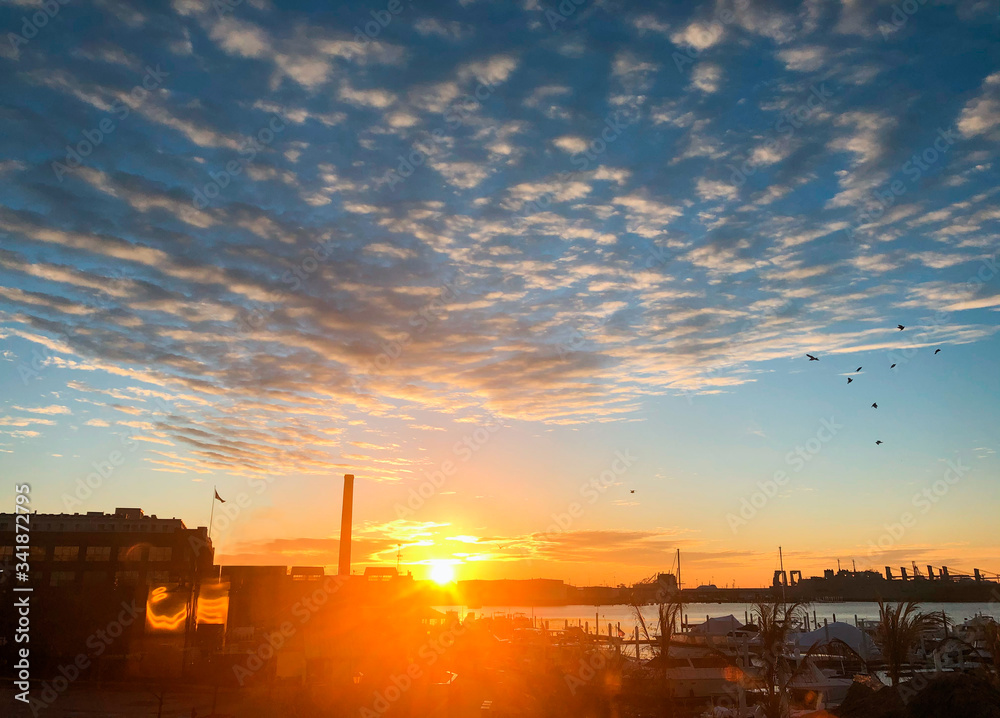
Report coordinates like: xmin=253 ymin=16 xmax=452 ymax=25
xmin=0 ymin=506 xmax=213 ymax=590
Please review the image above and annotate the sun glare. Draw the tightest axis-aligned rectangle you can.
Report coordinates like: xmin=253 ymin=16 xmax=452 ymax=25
xmin=429 ymin=562 xmax=455 ymax=585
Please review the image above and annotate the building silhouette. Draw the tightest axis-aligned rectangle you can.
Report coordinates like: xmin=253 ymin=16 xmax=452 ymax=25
xmin=0 ymin=507 xmax=213 ymax=590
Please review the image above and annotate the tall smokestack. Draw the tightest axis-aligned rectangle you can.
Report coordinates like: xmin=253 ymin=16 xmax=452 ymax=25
xmin=338 ymin=474 xmax=354 ymax=576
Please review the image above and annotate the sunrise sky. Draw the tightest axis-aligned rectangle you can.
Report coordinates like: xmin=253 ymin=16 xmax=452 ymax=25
xmin=1 ymin=0 xmax=998 ymax=588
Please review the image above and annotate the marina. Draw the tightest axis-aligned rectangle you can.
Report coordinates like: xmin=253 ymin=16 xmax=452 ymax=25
xmin=433 ymin=600 xmax=1000 ymax=715
xmin=436 ymin=601 xmax=1000 ymax=640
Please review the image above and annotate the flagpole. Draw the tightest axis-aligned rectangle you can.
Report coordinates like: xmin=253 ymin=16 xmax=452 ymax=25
xmin=209 ymin=485 xmax=216 ymax=540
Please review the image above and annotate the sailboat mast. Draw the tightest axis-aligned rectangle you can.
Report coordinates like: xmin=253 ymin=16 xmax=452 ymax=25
xmin=676 ymin=547 xmax=683 ymax=633
xmin=779 ymin=546 xmax=786 ymax=605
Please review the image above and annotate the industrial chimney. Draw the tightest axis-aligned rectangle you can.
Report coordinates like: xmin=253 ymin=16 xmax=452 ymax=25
xmin=338 ymin=474 xmax=355 ymax=576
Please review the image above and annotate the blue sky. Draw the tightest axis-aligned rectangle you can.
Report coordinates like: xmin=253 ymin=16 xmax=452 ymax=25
xmin=0 ymin=0 xmax=998 ymax=585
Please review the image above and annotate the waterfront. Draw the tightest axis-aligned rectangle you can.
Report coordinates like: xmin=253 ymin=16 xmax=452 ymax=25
xmin=4 ymin=1 xmax=1000 ymax=715
xmin=439 ymin=601 xmax=1000 ymax=634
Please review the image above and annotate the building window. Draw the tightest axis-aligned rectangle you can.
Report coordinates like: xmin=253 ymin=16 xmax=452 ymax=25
xmin=53 ymin=546 xmax=80 ymax=562
xmin=148 ymin=547 xmax=172 ymax=562
xmin=118 ymin=545 xmax=144 ymax=562
xmin=83 ymin=571 xmax=108 ymax=586
xmin=149 ymin=570 xmax=170 ymax=583
xmin=86 ymin=546 xmax=111 ymax=562
xmin=115 ymin=570 xmax=140 ymax=586
xmin=50 ymin=571 xmax=75 ymax=586
xmin=0 ymin=546 xmax=12 ymax=561
xmin=30 ymin=546 xmax=46 ymax=561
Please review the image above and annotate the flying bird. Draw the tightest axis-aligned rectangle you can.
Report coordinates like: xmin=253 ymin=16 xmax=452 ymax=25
xmin=806 ymin=354 xmax=819 ymax=361
xmin=630 ymin=490 xmax=635 ymax=494
xmin=897 ymin=324 xmax=905 ymax=331
xmin=847 ymin=377 xmax=853 ymax=384
xmin=876 ymin=440 xmax=883 ymax=445
xmin=890 ymin=364 xmax=896 ymax=369
xmin=856 ymin=367 xmax=862 ymax=372
xmin=872 ymin=402 xmax=878 ymax=409
xmin=934 ymin=348 xmax=941 ymax=354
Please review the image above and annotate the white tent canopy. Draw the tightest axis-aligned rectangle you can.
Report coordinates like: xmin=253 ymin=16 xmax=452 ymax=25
xmin=689 ymin=614 xmax=745 ymax=635
xmin=792 ymin=621 xmax=878 ymax=658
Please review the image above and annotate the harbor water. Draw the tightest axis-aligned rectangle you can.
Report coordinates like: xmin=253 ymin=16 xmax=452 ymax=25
xmin=437 ymin=601 xmax=999 ymax=635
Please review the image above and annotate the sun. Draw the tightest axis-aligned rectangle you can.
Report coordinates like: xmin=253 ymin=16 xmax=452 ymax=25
xmin=429 ymin=562 xmax=455 ymax=585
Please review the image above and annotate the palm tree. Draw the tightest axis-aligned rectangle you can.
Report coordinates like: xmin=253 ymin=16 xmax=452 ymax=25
xmin=629 ymin=578 xmax=682 ymax=717
xmin=752 ymin=600 xmax=805 ymax=718
xmin=872 ymin=600 xmax=941 ymax=687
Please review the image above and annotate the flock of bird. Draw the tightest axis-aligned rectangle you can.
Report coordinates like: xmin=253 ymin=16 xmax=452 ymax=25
xmin=622 ymin=325 xmax=943 ymax=498
xmin=807 ymin=324 xmax=943 ymax=446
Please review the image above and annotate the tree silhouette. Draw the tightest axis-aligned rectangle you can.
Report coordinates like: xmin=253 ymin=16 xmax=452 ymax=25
xmin=872 ymin=600 xmax=940 ymax=687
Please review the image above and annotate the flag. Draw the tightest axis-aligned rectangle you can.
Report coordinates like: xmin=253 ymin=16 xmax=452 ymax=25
xmin=214 ymin=490 xmax=226 ymax=503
